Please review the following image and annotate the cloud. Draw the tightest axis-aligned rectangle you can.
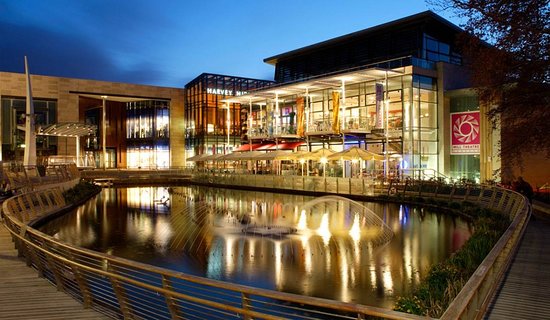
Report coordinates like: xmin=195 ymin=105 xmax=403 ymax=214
xmin=0 ymin=20 xmax=166 ymax=86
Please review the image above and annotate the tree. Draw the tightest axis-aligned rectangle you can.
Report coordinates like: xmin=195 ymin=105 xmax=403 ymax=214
xmin=430 ymin=0 xmax=550 ymax=171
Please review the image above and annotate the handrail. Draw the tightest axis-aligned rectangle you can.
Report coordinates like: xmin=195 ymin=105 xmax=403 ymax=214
xmin=1 ymin=171 xmax=530 ymax=319
xmin=3 ymin=190 xmax=428 ymax=319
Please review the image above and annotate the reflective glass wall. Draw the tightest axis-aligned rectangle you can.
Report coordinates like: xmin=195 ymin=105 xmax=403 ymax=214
xmin=126 ymin=100 xmax=170 ymax=168
xmin=184 ymin=74 xmax=274 ymax=158
xmin=1 ymin=97 xmax=57 ymax=162
xmin=242 ymin=69 xmax=440 ymax=177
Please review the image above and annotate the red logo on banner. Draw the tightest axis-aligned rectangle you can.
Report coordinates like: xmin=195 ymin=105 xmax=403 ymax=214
xmin=451 ymin=111 xmax=480 ymax=155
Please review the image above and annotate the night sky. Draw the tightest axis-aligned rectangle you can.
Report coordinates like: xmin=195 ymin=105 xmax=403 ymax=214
xmin=0 ymin=0 xmax=459 ymax=88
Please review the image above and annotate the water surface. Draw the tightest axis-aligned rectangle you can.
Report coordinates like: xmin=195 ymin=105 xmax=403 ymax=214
xmin=40 ymin=186 xmax=473 ymax=308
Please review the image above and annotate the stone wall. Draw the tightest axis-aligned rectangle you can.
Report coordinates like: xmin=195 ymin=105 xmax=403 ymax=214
xmin=0 ymin=71 xmax=186 ymax=167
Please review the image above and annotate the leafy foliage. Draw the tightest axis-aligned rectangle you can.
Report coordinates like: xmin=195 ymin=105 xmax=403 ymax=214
xmin=430 ymin=0 xmax=550 ymax=170
xmin=62 ymin=180 xmax=101 ymax=205
xmin=393 ymin=205 xmax=508 ymax=317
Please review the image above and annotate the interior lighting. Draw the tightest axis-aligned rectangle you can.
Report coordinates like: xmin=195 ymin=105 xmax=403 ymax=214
xmin=320 ymin=157 xmax=328 ymax=178
xmin=299 ymin=158 xmax=306 ymax=176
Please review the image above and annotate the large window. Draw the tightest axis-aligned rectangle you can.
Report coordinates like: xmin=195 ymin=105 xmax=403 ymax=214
xmin=126 ymin=100 xmax=170 ymax=168
xmin=423 ymin=34 xmax=462 ymax=65
xmin=402 ymin=75 xmax=438 ymax=173
xmin=1 ymin=97 xmax=57 ymax=161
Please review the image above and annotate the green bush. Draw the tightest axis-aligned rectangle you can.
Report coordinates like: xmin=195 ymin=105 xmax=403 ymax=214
xmin=62 ymin=180 xmax=101 ymax=205
xmin=393 ymin=207 xmax=507 ymax=317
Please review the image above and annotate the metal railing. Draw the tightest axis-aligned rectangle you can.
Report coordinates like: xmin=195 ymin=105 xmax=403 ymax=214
xmin=1 ymin=171 xmax=530 ymax=320
xmin=2 ymin=163 xmax=81 ymax=194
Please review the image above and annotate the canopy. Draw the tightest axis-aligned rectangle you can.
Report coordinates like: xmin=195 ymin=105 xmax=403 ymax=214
xmin=220 ymin=151 xmax=266 ymax=161
xmin=187 ymin=154 xmax=208 ymax=162
xmin=282 ymin=150 xmax=310 ymax=161
xmin=38 ymin=122 xmax=97 ymax=137
xmin=201 ymin=154 xmax=225 ymax=161
xmin=327 ymin=146 xmax=384 ymax=161
xmin=305 ymin=148 xmax=336 ymax=161
xmin=266 ymin=141 xmax=304 ymax=150
xmin=255 ymin=150 xmax=293 ymax=160
xmin=233 ymin=143 xmax=264 ymax=152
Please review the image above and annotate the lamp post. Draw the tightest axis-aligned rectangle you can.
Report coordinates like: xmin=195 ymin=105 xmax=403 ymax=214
xmin=101 ymin=96 xmax=107 ymax=169
xmin=223 ymin=104 xmax=230 ymax=154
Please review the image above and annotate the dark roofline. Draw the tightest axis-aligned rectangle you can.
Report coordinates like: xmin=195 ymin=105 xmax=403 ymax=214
xmin=263 ymin=10 xmax=464 ymax=65
xmin=185 ymin=72 xmax=274 ymax=88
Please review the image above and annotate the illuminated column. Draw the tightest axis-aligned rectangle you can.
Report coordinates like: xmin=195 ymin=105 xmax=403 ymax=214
xmin=101 ymin=96 xmax=107 ymax=169
xmin=249 ymin=98 xmax=253 ymax=151
xmin=225 ymin=103 xmax=230 ymax=153
xmin=341 ymin=80 xmax=346 ymax=130
xmin=341 ymin=80 xmax=346 ymax=178
xmin=384 ymin=72 xmax=389 ymax=177
xmin=305 ymin=88 xmax=309 ymax=133
xmin=75 ymin=136 xmax=80 ymax=167
xmin=275 ymin=93 xmax=279 ymax=135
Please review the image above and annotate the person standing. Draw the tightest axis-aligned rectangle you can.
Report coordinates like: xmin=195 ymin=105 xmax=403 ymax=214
xmin=514 ymin=176 xmax=534 ymax=204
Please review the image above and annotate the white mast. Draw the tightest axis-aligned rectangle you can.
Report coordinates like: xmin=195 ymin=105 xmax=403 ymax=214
xmin=23 ymin=56 xmax=36 ymax=166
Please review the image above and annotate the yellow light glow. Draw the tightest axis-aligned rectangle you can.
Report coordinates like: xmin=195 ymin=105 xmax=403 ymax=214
xmin=349 ymin=214 xmax=361 ymax=242
xmin=317 ymin=212 xmax=331 ymax=246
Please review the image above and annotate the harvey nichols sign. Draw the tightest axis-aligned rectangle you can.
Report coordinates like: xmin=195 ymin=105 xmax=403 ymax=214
xmin=206 ymin=88 xmax=248 ymax=96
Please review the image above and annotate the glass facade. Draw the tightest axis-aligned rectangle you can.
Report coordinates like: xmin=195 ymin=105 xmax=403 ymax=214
xmin=184 ymin=74 xmax=273 ymax=158
xmin=126 ymin=100 xmax=170 ymax=168
xmin=1 ymin=97 xmax=57 ymax=162
xmin=228 ymin=65 xmax=442 ymax=178
xmin=422 ymin=34 xmax=462 ymax=65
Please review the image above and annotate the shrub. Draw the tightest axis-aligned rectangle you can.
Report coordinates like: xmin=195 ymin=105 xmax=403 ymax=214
xmin=393 ymin=206 xmax=507 ymax=317
xmin=62 ymin=180 xmax=101 ymax=205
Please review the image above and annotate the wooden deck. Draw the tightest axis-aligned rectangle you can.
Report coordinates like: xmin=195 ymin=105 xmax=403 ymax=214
xmin=0 ymin=223 xmax=110 ymax=320
xmin=484 ymin=202 xmax=550 ymax=319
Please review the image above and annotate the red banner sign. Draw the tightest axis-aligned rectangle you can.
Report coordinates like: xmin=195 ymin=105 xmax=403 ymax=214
xmin=451 ymin=111 xmax=480 ymax=155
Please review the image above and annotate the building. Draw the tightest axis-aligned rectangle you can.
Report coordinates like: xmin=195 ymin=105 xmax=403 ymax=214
xmin=0 ymin=72 xmax=185 ymax=168
xmin=184 ymin=73 xmax=273 ymax=158
xmin=217 ymin=11 xmax=497 ymax=183
xmin=2 ymin=11 xmax=544 ymax=186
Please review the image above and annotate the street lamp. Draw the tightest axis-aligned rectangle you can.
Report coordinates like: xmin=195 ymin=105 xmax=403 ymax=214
xmin=299 ymin=158 xmax=305 ymax=176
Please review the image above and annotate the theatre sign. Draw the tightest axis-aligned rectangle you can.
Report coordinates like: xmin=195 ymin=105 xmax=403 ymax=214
xmin=450 ymin=111 xmax=480 ymax=155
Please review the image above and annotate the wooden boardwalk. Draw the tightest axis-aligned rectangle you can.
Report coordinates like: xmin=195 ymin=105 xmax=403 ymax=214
xmin=0 ymin=223 xmax=110 ymax=320
xmin=484 ymin=202 xmax=550 ymax=320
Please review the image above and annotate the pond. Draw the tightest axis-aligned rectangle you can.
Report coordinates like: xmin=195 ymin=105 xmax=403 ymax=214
xmin=39 ymin=185 xmax=473 ymax=309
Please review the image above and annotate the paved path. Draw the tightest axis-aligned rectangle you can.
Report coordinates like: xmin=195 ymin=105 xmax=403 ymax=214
xmin=484 ymin=201 xmax=550 ymax=320
xmin=0 ymin=223 xmax=110 ymax=320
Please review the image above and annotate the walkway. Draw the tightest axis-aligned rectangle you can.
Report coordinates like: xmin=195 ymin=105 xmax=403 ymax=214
xmin=0 ymin=223 xmax=109 ymax=320
xmin=484 ymin=200 xmax=550 ymax=320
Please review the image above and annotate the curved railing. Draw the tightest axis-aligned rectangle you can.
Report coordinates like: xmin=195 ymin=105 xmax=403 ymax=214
xmin=2 ymin=191 xmax=426 ymax=319
xmin=1 ymin=173 xmax=530 ymax=319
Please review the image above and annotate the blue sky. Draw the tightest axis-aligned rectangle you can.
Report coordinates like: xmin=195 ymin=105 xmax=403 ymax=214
xmin=0 ymin=0 xmax=460 ymax=88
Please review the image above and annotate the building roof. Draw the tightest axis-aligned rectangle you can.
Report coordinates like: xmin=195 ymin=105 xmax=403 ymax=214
xmin=263 ymin=11 xmax=463 ymax=65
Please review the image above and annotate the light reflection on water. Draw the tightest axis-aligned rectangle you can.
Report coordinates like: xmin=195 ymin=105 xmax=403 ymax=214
xmin=39 ymin=186 xmax=473 ymax=308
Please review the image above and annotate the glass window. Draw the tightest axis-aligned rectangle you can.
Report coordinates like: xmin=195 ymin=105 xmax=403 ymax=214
xmin=427 ymin=51 xmax=439 ymax=62
xmin=426 ymin=38 xmax=439 ymax=51
xmin=438 ymin=42 xmax=450 ymax=55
